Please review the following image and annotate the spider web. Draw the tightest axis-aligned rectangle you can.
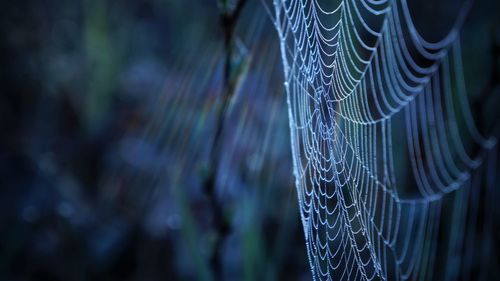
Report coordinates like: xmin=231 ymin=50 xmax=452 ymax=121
xmin=271 ymin=0 xmax=499 ymax=280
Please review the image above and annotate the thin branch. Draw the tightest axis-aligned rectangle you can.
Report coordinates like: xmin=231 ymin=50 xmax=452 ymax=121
xmin=204 ymin=0 xmax=248 ymax=280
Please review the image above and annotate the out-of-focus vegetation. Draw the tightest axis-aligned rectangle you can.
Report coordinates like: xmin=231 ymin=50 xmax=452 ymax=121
xmin=0 ymin=0 xmax=309 ymax=280
xmin=0 ymin=0 xmax=499 ymax=280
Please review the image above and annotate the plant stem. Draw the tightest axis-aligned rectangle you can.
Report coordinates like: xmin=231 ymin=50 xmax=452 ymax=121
xmin=204 ymin=0 xmax=248 ymax=280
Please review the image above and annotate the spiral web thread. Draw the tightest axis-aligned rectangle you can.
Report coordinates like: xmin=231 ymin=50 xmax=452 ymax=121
xmin=271 ymin=0 xmax=499 ymax=280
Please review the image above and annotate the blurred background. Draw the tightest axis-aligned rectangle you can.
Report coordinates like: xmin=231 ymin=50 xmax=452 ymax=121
xmin=0 ymin=0 xmax=499 ymax=280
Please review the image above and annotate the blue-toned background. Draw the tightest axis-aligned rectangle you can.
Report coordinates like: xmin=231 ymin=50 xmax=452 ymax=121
xmin=1 ymin=0 xmax=499 ymax=280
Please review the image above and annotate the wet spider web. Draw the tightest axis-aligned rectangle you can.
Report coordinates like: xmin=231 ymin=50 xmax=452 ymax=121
xmin=271 ymin=0 xmax=499 ymax=279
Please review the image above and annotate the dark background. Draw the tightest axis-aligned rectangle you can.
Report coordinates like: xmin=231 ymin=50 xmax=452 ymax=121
xmin=0 ymin=0 xmax=499 ymax=280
